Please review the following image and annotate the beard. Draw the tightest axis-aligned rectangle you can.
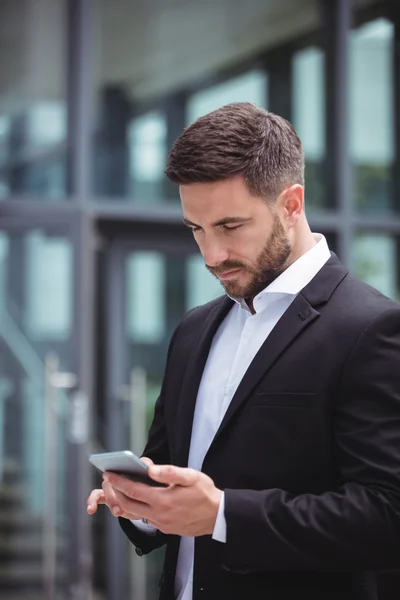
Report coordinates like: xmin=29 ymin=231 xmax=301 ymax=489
xmin=206 ymin=215 xmax=292 ymax=300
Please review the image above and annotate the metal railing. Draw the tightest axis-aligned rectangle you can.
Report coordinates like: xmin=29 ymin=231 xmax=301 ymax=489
xmin=0 ymin=307 xmax=73 ymax=599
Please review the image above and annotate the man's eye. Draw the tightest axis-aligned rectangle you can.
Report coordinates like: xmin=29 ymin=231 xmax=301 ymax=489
xmin=191 ymin=227 xmax=201 ymax=233
xmin=222 ymin=225 xmax=242 ymax=231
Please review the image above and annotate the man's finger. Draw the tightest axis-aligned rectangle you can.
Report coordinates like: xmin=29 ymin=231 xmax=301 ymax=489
xmin=102 ymin=480 xmax=126 ymax=516
xmin=111 ymin=488 xmax=162 ymax=528
xmin=113 ymin=488 xmax=150 ymax=518
xmin=87 ymin=489 xmax=106 ymax=514
xmin=148 ymin=465 xmax=199 ymax=487
xmin=140 ymin=456 xmax=154 ymax=467
xmin=103 ymin=473 xmax=157 ymax=504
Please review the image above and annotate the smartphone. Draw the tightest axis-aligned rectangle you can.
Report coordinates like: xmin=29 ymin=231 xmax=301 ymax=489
xmin=89 ymin=450 xmax=167 ymax=487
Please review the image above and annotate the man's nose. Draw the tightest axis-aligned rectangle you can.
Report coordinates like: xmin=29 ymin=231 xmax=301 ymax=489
xmin=201 ymin=240 xmax=229 ymax=268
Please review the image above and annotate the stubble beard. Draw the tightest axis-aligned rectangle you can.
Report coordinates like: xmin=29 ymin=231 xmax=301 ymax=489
xmin=207 ymin=216 xmax=292 ymax=300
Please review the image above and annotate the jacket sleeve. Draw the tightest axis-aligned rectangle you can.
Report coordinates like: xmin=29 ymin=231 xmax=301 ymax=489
xmin=118 ymin=517 xmax=167 ymax=556
xmin=118 ymin=323 xmax=181 ymax=555
xmin=223 ymin=307 xmax=400 ymax=572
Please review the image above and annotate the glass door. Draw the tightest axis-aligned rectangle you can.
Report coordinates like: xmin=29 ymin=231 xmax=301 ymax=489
xmin=100 ymin=237 xmax=223 ymax=600
xmin=0 ymin=211 xmax=94 ymax=600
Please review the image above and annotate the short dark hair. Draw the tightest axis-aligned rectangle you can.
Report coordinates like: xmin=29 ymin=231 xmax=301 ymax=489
xmin=165 ymin=102 xmax=305 ymax=199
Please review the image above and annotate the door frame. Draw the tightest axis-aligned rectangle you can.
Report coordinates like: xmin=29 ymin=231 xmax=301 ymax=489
xmin=100 ymin=226 xmax=198 ymax=600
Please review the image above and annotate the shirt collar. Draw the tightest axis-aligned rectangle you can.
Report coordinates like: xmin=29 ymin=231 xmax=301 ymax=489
xmin=230 ymin=233 xmax=331 ymax=311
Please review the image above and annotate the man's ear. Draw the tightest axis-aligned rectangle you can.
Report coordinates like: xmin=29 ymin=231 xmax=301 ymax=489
xmin=278 ymin=185 xmax=304 ymax=228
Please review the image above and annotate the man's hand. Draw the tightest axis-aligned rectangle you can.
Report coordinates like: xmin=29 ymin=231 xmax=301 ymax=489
xmin=86 ymin=456 xmax=154 ymax=518
xmin=103 ymin=464 xmax=222 ymax=537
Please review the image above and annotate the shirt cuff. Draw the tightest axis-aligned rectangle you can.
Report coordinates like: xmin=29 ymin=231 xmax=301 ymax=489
xmin=130 ymin=519 xmax=157 ymax=536
xmin=212 ymin=491 xmax=226 ymax=543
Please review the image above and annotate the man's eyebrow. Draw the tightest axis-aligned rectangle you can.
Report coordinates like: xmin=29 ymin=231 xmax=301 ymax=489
xmin=182 ymin=217 xmax=251 ymax=228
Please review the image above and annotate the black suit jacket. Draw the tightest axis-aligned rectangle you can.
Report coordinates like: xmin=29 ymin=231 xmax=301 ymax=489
xmin=119 ymin=254 xmax=400 ymax=600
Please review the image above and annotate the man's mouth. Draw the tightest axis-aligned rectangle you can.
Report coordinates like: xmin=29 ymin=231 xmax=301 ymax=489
xmin=216 ymin=268 xmax=242 ymax=280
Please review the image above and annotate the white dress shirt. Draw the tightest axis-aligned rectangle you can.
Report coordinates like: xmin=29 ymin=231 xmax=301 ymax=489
xmin=135 ymin=234 xmax=331 ymax=600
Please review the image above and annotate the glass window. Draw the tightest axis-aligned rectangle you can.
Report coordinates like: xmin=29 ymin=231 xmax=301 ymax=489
xmin=0 ymin=233 xmax=8 ymax=309
xmin=0 ymin=1 xmax=67 ymax=199
xmin=126 ymin=252 xmax=166 ymax=344
xmin=292 ymin=47 xmax=326 ymax=209
xmin=24 ymin=232 xmax=73 ymax=340
xmin=349 ymin=18 xmax=394 ymax=213
xmin=128 ymin=111 xmax=167 ymax=201
xmin=352 ymin=233 xmax=399 ymax=302
xmin=187 ymin=70 xmax=268 ymax=124
xmin=27 ymin=102 xmax=66 ymax=150
xmin=0 ymin=116 xmax=11 ymax=170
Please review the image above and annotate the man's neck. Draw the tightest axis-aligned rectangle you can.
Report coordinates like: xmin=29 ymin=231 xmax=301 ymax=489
xmin=288 ymin=228 xmax=317 ymax=267
xmin=245 ymin=228 xmax=318 ymax=314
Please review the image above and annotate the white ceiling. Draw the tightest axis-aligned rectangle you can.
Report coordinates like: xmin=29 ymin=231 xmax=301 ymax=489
xmin=0 ymin=0 xmax=379 ymax=115
xmin=97 ymin=0 xmax=320 ymax=101
xmin=96 ymin=0 xmax=376 ymax=101
xmin=0 ymin=0 xmax=66 ymax=115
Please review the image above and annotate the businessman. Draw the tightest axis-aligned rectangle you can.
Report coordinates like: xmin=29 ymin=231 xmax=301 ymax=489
xmin=88 ymin=102 xmax=400 ymax=600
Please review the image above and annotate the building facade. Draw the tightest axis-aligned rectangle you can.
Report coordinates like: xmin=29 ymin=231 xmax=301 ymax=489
xmin=0 ymin=0 xmax=399 ymax=598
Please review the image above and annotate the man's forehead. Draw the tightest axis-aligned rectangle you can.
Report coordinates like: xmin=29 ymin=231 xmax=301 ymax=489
xmin=179 ymin=177 xmax=250 ymax=199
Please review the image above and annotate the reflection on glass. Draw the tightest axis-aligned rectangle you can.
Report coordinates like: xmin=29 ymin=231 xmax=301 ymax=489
xmin=187 ymin=70 xmax=268 ymax=124
xmin=128 ymin=111 xmax=167 ymax=201
xmin=353 ymin=234 xmax=399 ymax=301
xmin=126 ymin=252 xmax=166 ymax=344
xmin=0 ymin=1 xmax=67 ymax=199
xmin=0 ymin=233 xmax=8 ymax=308
xmin=349 ymin=19 xmax=394 ymax=213
xmin=292 ymin=47 xmax=326 ymax=209
xmin=0 ymin=116 xmax=11 ymax=169
xmin=0 ymin=117 xmax=11 ymax=198
xmin=24 ymin=232 xmax=73 ymax=341
xmin=27 ymin=102 xmax=66 ymax=150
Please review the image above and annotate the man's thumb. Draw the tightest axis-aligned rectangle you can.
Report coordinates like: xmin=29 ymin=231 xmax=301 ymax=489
xmin=148 ymin=465 xmax=197 ymax=487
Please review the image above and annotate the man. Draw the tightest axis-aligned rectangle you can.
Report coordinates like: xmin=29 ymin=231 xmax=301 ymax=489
xmin=87 ymin=103 xmax=400 ymax=600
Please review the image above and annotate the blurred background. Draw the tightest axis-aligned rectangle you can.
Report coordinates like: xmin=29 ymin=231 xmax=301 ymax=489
xmin=0 ymin=0 xmax=399 ymax=598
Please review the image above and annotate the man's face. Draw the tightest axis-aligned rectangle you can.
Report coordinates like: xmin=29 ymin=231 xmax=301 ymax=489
xmin=180 ymin=177 xmax=292 ymax=299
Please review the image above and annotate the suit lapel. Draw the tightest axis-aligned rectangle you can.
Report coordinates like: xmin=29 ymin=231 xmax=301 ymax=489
xmin=211 ymin=294 xmax=319 ymax=446
xmin=174 ymin=296 xmax=233 ymax=466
